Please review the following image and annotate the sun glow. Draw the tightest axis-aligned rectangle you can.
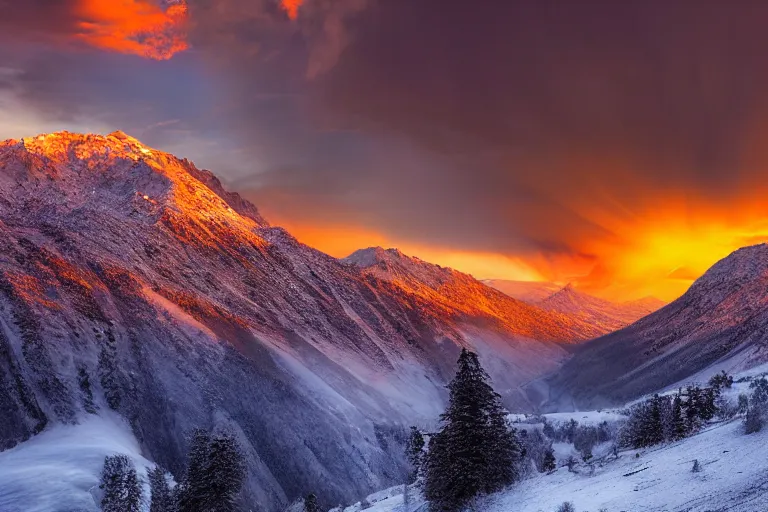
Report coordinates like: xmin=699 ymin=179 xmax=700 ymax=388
xmin=270 ymin=202 xmax=768 ymax=304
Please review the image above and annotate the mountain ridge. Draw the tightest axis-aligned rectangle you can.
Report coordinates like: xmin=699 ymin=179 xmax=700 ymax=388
xmin=548 ymin=243 xmax=768 ymax=409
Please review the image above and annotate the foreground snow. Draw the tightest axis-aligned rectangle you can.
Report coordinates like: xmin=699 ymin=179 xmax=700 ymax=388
xmin=351 ymin=419 xmax=768 ymax=512
xmin=0 ymin=415 xmax=155 ymax=512
xmin=487 ymin=419 xmax=768 ymax=512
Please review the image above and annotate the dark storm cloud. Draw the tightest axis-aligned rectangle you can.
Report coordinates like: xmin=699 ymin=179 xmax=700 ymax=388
xmin=223 ymin=1 xmax=768 ymax=258
xmin=6 ymin=0 xmax=768 ymax=279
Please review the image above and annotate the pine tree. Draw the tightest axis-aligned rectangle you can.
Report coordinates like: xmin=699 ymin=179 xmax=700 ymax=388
xmin=685 ymin=386 xmax=703 ymax=432
xmin=149 ymin=465 xmax=174 ymax=512
xmin=542 ymin=448 xmax=556 ymax=472
xmin=177 ymin=428 xmax=211 ymax=511
xmin=304 ymin=493 xmax=320 ymax=512
xmin=671 ymin=393 xmax=687 ymax=440
xmin=697 ymin=387 xmax=718 ymax=421
xmin=424 ymin=349 xmax=521 ymax=512
xmin=406 ymin=426 xmax=425 ymax=484
xmin=202 ymin=432 xmax=246 ymax=511
xmin=178 ymin=430 xmax=245 ymax=512
xmin=745 ymin=406 xmax=763 ymax=434
xmin=100 ymin=454 xmax=141 ymax=512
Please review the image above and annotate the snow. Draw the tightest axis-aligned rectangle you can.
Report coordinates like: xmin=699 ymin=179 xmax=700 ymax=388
xmin=0 ymin=415 xmax=158 ymax=512
xmin=351 ymin=417 xmax=768 ymax=512
xmin=485 ymin=419 xmax=768 ymax=512
xmin=543 ymin=411 xmax=627 ymax=426
xmin=355 ymin=364 xmax=768 ymax=512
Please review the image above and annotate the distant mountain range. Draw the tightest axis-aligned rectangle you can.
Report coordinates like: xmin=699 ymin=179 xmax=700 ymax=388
xmin=484 ymin=279 xmax=665 ymax=339
xmin=548 ymin=244 xmax=768 ymax=409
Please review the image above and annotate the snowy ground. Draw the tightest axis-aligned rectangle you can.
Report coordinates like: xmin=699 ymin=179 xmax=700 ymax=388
xmin=347 ymin=418 xmax=768 ymax=512
xmin=349 ymin=365 xmax=768 ymax=512
xmin=0 ymin=414 xmax=157 ymax=512
xmin=486 ymin=419 xmax=768 ymax=512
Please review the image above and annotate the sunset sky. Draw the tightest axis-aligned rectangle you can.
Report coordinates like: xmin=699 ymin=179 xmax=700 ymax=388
xmin=3 ymin=1 xmax=768 ymax=301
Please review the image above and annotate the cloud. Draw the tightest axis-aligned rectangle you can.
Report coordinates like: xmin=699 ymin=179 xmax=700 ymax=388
xmin=75 ymin=0 xmax=189 ymax=60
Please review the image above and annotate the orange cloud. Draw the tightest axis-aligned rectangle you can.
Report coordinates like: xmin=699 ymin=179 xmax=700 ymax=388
xmin=281 ymin=0 xmax=304 ymax=20
xmin=75 ymin=0 xmax=189 ymax=60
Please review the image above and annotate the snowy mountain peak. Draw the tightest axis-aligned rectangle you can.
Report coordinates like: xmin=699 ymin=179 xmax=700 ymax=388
xmin=0 ymin=131 xmax=268 ymax=232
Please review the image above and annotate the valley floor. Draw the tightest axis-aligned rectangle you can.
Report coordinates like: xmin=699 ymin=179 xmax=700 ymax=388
xmin=345 ymin=416 xmax=768 ymax=512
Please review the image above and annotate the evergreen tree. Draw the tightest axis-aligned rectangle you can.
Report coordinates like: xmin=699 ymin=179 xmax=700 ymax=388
xmin=406 ymin=426 xmax=425 ymax=483
xmin=178 ymin=430 xmax=245 ymax=512
xmin=671 ymin=393 xmax=687 ymax=440
xmin=149 ymin=465 xmax=174 ymax=512
xmin=745 ymin=405 xmax=763 ymax=434
xmin=542 ymin=448 xmax=556 ymax=472
xmin=100 ymin=454 xmax=141 ymax=512
xmin=563 ymin=419 xmax=578 ymax=444
xmin=738 ymin=394 xmax=750 ymax=414
xmin=304 ymin=493 xmax=320 ymax=512
xmin=685 ymin=386 xmax=702 ymax=432
xmin=542 ymin=418 xmax=555 ymax=440
xmin=202 ymin=432 xmax=246 ymax=511
xmin=177 ymin=428 xmax=211 ymax=511
xmin=697 ymin=387 xmax=718 ymax=421
xmin=708 ymin=371 xmax=733 ymax=391
xmin=424 ymin=349 xmax=521 ymax=512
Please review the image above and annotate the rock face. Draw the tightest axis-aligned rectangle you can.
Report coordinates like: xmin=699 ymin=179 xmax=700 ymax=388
xmin=0 ymin=132 xmax=598 ymax=510
xmin=549 ymin=244 xmax=768 ymax=409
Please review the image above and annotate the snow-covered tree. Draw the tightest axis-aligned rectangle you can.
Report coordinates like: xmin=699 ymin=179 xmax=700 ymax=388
xmin=100 ymin=454 xmax=141 ymax=512
xmin=708 ymin=371 xmax=733 ymax=391
xmin=203 ymin=432 xmax=246 ymax=511
xmin=406 ymin=426 xmax=425 ymax=483
xmin=149 ymin=465 xmax=174 ymax=512
xmin=177 ymin=428 xmax=211 ymax=511
xmin=542 ymin=448 xmax=556 ymax=472
xmin=556 ymin=501 xmax=575 ymax=512
xmin=671 ymin=393 xmax=687 ymax=440
xmin=745 ymin=405 xmax=763 ymax=434
xmin=621 ymin=394 xmax=665 ymax=448
xmin=424 ymin=349 xmax=522 ymax=512
xmin=177 ymin=429 xmax=245 ymax=512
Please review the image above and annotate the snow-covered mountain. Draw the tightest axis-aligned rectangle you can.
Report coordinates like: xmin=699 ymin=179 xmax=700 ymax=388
xmin=0 ymin=132 xmax=600 ymax=510
xmin=550 ymin=244 xmax=768 ymax=409
xmin=343 ymin=248 xmax=598 ymax=344
xmin=484 ymin=279 xmax=665 ymax=339
xmin=538 ymin=285 xmax=664 ymax=334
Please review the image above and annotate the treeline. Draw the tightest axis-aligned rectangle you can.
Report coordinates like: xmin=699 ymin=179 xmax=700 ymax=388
xmin=619 ymin=371 xmax=736 ymax=449
xmin=99 ymin=429 xmax=245 ymax=512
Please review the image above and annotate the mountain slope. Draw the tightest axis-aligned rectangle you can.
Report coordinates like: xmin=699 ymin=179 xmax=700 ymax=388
xmin=0 ymin=132 xmax=593 ymax=510
xmin=483 ymin=279 xmax=664 ymax=339
xmin=344 ymin=248 xmax=597 ymax=344
xmin=538 ymin=285 xmax=664 ymax=334
xmin=549 ymin=244 xmax=768 ymax=408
